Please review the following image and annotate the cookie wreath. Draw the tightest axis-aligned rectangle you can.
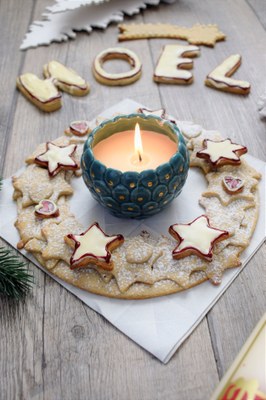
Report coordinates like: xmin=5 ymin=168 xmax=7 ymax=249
xmin=12 ymin=111 xmax=261 ymax=299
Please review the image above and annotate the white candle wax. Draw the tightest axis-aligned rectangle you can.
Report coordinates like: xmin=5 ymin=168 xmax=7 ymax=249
xmin=93 ymin=130 xmax=177 ymax=172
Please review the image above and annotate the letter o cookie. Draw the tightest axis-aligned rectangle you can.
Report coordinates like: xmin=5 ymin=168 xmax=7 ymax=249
xmin=93 ymin=47 xmax=142 ymax=86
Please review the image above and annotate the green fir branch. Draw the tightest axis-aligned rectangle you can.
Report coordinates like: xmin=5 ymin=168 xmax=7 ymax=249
xmin=0 ymin=247 xmax=33 ymax=299
xmin=0 ymin=176 xmax=33 ymax=299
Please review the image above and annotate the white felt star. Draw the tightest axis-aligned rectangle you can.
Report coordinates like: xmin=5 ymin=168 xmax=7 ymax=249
xmin=66 ymin=222 xmax=124 ymax=270
xmin=169 ymin=215 xmax=229 ymax=261
xmin=35 ymin=142 xmax=78 ymax=176
xmin=196 ymin=139 xmax=247 ymax=167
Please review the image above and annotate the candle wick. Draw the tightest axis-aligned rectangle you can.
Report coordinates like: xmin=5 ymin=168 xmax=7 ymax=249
xmin=138 ymin=152 xmax=142 ymax=162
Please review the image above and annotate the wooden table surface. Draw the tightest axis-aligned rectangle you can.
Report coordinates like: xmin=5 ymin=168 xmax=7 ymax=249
xmin=0 ymin=1 xmax=265 ymax=399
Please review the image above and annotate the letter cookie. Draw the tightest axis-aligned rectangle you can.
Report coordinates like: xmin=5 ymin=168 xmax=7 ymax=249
xmin=118 ymin=23 xmax=226 ymax=47
xmin=43 ymin=60 xmax=90 ymax=96
xmin=65 ymin=222 xmax=124 ymax=271
xmin=93 ymin=47 xmax=142 ymax=86
xmin=196 ymin=139 xmax=247 ymax=168
xmin=169 ymin=215 xmax=229 ymax=261
xmin=34 ymin=142 xmax=79 ymax=177
xmin=205 ymin=54 xmax=250 ymax=95
xmin=153 ymin=45 xmax=200 ymax=84
xmin=16 ymin=73 xmax=62 ymax=112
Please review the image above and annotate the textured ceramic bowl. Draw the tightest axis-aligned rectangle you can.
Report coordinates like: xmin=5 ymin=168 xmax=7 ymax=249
xmin=81 ymin=113 xmax=189 ymax=218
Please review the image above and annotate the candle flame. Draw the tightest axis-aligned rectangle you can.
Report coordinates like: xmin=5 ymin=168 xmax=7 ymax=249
xmin=134 ymin=123 xmax=143 ymax=162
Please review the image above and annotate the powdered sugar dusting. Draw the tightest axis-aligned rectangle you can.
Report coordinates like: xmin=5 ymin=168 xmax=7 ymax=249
xmin=12 ymin=117 xmax=261 ymax=299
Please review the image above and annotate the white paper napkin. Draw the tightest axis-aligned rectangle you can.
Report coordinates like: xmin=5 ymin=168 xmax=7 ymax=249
xmin=0 ymin=99 xmax=265 ymax=363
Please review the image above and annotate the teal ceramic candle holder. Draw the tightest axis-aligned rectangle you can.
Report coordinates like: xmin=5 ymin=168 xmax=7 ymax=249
xmin=81 ymin=113 xmax=190 ymax=219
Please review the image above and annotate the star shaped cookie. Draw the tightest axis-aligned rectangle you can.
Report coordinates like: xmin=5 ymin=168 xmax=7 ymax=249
xmin=186 ymin=24 xmax=226 ymax=47
xmin=138 ymin=107 xmax=166 ymax=118
xmin=15 ymin=198 xmax=71 ymax=248
xmin=35 ymin=142 xmax=79 ymax=177
xmin=196 ymin=139 xmax=247 ymax=168
xmin=12 ymin=164 xmax=73 ymax=207
xmin=65 ymin=222 xmax=124 ymax=271
xmin=174 ymin=121 xmax=202 ymax=139
xmin=138 ymin=107 xmax=176 ymax=124
xmin=42 ymin=217 xmax=83 ymax=265
xmin=169 ymin=215 xmax=229 ymax=261
xmin=202 ymin=168 xmax=258 ymax=206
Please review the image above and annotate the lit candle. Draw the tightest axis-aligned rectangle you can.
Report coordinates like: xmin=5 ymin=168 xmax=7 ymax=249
xmin=93 ymin=123 xmax=177 ymax=172
xmin=81 ymin=113 xmax=190 ymax=218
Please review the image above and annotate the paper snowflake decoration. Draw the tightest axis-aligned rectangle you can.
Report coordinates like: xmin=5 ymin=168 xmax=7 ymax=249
xmin=20 ymin=0 xmax=177 ymax=50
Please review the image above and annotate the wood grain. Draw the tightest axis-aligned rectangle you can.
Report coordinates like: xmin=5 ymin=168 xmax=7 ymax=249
xmin=0 ymin=0 xmax=35 ymax=172
xmin=0 ymin=0 xmax=265 ymax=399
xmin=248 ymin=0 xmax=266 ymax=29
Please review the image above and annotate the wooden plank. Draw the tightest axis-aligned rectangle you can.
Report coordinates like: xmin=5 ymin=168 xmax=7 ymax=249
xmin=207 ymin=246 xmax=266 ymax=378
xmin=1 ymin=0 xmax=265 ymax=399
xmin=143 ymin=0 xmax=266 ymax=386
xmin=0 ymin=2 xmax=62 ymax=400
xmin=40 ymin=304 xmax=218 ymax=400
xmin=0 ymin=0 xmax=35 ymax=173
xmin=0 ymin=2 xmax=46 ymax=400
xmin=0 ymin=237 xmax=45 ymax=400
xmin=247 ymin=0 xmax=266 ymax=29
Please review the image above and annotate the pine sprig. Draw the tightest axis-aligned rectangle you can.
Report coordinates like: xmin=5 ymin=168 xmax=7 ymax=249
xmin=0 ymin=247 xmax=33 ymax=299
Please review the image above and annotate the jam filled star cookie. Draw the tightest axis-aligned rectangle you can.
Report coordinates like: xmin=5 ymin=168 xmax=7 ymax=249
xmin=34 ymin=142 xmax=79 ymax=177
xmin=222 ymin=175 xmax=244 ymax=194
xmin=65 ymin=222 xmax=124 ymax=271
xmin=196 ymin=138 xmax=247 ymax=168
xmin=169 ymin=215 xmax=229 ymax=261
xmin=15 ymin=199 xmax=70 ymax=249
xmin=201 ymin=169 xmax=258 ymax=207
